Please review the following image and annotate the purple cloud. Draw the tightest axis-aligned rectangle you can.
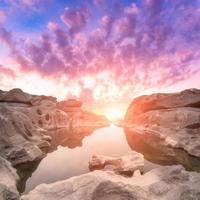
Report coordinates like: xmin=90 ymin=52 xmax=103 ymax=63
xmin=0 ymin=65 xmax=16 ymax=79
xmin=61 ymin=5 xmax=90 ymax=36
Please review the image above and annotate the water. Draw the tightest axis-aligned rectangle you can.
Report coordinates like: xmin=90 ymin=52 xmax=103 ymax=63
xmin=17 ymin=124 xmax=200 ymax=193
xmin=17 ymin=125 xmax=139 ymax=193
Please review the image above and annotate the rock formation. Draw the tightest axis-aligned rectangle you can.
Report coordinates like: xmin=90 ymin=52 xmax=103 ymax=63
xmin=1 ymin=88 xmax=200 ymax=200
xmin=21 ymin=165 xmax=200 ymax=200
xmin=89 ymin=151 xmax=144 ymax=176
xmin=125 ymin=89 xmax=200 ymax=160
xmin=0 ymin=88 xmax=109 ymax=199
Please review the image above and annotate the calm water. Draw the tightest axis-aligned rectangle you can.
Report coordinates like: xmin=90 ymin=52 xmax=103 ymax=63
xmin=17 ymin=124 xmax=200 ymax=193
xmin=18 ymin=125 xmax=159 ymax=193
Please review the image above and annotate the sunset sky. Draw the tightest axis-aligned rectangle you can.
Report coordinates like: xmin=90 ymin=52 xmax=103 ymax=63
xmin=0 ymin=0 xmax=199 ymax=114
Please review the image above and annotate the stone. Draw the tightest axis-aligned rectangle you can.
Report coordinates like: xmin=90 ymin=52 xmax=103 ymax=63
xmin=125 ymin=89 xmax=200 ymax=158
xmin=21 ymin=165 xmax=200 ymax=200
xmin=0 ymin=156 xmax=20 ymax=200
xmin=0 ymin=88 xmax=109 ymax=196
xmin=89 ymin=151 xmax=144 ymax=176
xmin=0 ymin=88 xmax=108 ymax=167
xmin=0 ymin=88 xmax=31 ymax=104
xmin=57 ymin=99 xmax=82 ymax=109
xmin=125 ymin=88 xmax=200 ymax=121
xmin=0 ymin=105 xmax=46 ymax=166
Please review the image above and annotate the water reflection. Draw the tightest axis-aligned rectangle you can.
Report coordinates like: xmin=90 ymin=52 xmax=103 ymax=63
xmin=124 ymin=127 xmax=200 ymax=172
xmin=17 ymin=125 xmax=131 ymax=193
xmin=49 ymin=126 xmax=100 ymax=150
xmin=17 ymin=126 xmax=102 ymax=193
xmin=17 ymin=125 xmax=200 ymax=194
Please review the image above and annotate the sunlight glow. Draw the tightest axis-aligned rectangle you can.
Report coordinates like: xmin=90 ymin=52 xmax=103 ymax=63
xmin=105 ymin=106 xmax=124 ymax=121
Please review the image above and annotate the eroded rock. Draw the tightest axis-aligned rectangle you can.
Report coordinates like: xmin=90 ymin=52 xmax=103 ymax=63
xmin=89 ymin=151 xmax=144 ymax=176
xmin=0 ymin=88 xmax=31 ymax=104
xmin=21 ymin=165 xmax=200 ymax=200
xmin=0 ymin=88 xmax=108 ymax=167
xmin=125 ymin=89 xmax=200 ymax=159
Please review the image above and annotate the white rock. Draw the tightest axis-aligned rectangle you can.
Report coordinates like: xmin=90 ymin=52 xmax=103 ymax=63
xmin=21 ymin=165 xmax=200 ymax=200
xmin=89 ymin=151 xmax=144 ymax=176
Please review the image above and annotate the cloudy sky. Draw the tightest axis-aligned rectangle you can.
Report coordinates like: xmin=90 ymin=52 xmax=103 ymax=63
xmin=0 ymin=0 xmax=199 ymax=111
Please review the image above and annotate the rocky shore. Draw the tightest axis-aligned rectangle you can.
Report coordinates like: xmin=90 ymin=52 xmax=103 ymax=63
xmin=21 ymin=165 xmax=200 ymax=200
xmin=125 ymin=88 xmax=200 ymax=159
xmin=0 ymin=88 xmax=109 ymax=199
xmin=1 ymin=88 xmax=200 ymax=200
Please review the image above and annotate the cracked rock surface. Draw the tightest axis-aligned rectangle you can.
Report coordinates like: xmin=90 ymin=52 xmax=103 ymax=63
xmin=21 ymin=165 xmax=200 ymax=200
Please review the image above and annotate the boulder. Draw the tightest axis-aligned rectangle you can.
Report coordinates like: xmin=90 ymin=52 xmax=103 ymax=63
xmin=125 ymin=89 xmax=200 ymax=159
xmin=0 ymin=105 xmax=46 ymax=166
xmin=125 ymin=88 xmax=200 ymax=121
xmin=89 ymin=151 xmax=144 ymax=176
xmin=21 ymin=165 xmax=200 ymax=200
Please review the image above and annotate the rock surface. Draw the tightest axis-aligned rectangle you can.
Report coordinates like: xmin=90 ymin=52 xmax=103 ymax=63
xmin=0 ymin=156 xmax=20 ymax=200
xmin=21 ymin=165 xmax=200 ymax=200
xmin=89 ymin=151 xmax=144 ymax=176
xmin=125 ymin=89 xmax=200 ymax=158
xmin=0 ymin=88 xmax=109 ymax=199
xmin=0 ymin=88 xmax=108 ymax=165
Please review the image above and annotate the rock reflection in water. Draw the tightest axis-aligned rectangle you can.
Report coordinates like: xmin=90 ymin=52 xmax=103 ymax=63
xmin=124 ymin=127 xmax=200 ymax=172
xmin=49 ymin=126 xmax=99 ymax=150
xmin=17 ymin=125 xmax=102 ymax=194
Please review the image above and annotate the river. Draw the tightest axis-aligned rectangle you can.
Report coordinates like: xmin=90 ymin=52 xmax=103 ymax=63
xmin=18 ymin=125 xmax=159 ymax=193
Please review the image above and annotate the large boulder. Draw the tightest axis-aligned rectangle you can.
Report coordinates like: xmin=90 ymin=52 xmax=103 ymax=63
xmin=125 ymin=88 xmax=200 ymax=121
xmin=21 ymin=165 xmax=200 ymax=200
xmin=125 ymin=89 xmax=200 ymax=159
xmin=0 ymin=105 xmax=46 ymax=166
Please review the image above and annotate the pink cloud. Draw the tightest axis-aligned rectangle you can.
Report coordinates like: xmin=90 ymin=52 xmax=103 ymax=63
xmin=0 ymin=65 xmax=16 ymax=79
xmin=0 ymin=10 xmax=6 ymax=23
xmin=61 ymin=5 xmax=90 ymax=36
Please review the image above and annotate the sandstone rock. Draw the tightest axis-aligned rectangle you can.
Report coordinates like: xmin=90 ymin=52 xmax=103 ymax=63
xmin=0 ymin=88 xmax=108 ymax=165
xmin=0 ymin=88 xmax=110 ymax=195
xmin=21 ymin=165 xmax=200 ymax=200
xmin=30 ymin=95 xmax=57 ymax=106
xmin=125 ymin=89 xmax=200 ymax=159
xmin=0 ymin=105 xmax=46 ymax=166
xmin=0 ymin=88 xmax=31 ymax=104
xmin=89 ymin=151 xmax=144 ymax=176
xmin=0 ymin=88 xmax=108 ymax=197
xmin=0 ymin=156 xmax=20 ymax=200
xmin=125 ymin=88 xmax=200 ymax=121
xmin=57 ymin=99 xmax=82 ymax=109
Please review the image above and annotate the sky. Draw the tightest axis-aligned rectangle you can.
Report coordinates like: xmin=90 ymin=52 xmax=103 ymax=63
xmin=0 ymin=0 xmax=200 ymax=114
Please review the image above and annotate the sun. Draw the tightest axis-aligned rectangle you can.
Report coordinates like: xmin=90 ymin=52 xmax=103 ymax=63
xmin=105 ymin=107 xmax=124 ymax=121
